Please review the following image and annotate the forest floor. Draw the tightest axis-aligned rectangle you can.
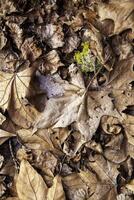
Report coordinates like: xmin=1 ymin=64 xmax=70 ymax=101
xmin=0 ymin=0 xmax=134 ymax=199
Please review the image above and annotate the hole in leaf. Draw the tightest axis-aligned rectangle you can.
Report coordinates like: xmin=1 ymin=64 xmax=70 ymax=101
xmin=130 ymin=81 xmax=134 ymax=89
xmin=122 ymin=105 xmax=134 ymax=116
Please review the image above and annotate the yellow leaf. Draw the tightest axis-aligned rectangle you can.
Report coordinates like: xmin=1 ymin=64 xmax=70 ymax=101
xmin=16 ymin=160 xmax=47 ymax=200
xmin=47 ymin=175 xmax=66 ymax=200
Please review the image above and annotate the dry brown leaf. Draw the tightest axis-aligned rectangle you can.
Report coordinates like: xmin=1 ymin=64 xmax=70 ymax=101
xmin=0 ymin=67 xmax=40 ymax=128
xmin=40 ymin=50 xmax=64 ymax=74
xmin=50 ymin=128 xmax=70 ymax=150
xmin=0 ymin=31 xmax=7 ymax=50
xmin=0 ymin=113 xmax=6 ymax=124
xmin=104 ymin=133 xmax=127 ymax=163
xmin=0 ymin=129 xmax=16 ymax=145
xmin=16 ymin=159 xmax=47 ymax=200
xmin=79 ymin=170 xmax=97 ymax=195
xmin=63 ymin=34 xmax=80 ymax=53
xmin=35 ymin=70 xmax=120 ymax=143
xmin=0 ymin=67 xmax=31 ymax=109
xmin=63 ymin=131 xmax=84 ymax=157
xmin=108 ymin=57 xmax=134 ymax=113
xmin=96 ymin=0 xmax=134 ymax=34
xmin=89 ymin=154 xmax=119 ymax=182
xmin=37 ymin=24 xmax=64 ymax=48
xmin=0 ymin=154 xmax=4 ymax=169
xmin=87 ymin=154 xmax=118 ymax=200
xmin=47 ymin=175 xmax=66 ymax=200
xmin=63 ymin=173 xmax=88 ymax=200
xmin=21 ymin=37 xmax=42 ymax=62
xmin=0 ymin=0 xmax=16 ymax=16
xmin=17 ymin=129 xmax=54 ymax=151
xmin=33 ymin=151 xmax=57 ymax=176
xmin=6 ymin=21 xmax=23 ymax=49
xmin=0 ymin=50 xmax=30 ymax=73
xmin=101 ymin=116 xmax=121 ymax=135
xmin=0 ymin=181 xmax=6 ymax=198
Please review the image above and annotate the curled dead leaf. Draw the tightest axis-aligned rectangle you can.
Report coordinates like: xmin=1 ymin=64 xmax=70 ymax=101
xmin=37 ymin=24 xmax=64 ymax=48
xmin=21 ymin=37 xmax=42 ymax=62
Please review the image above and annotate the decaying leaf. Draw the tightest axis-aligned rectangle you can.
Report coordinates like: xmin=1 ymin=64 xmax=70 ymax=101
xmin=16 ymin=160 xmax=47 ymax=200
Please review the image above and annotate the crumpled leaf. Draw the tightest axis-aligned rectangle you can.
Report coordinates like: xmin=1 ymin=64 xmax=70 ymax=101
xmin=39 ymin=50 xmax=64 ymax=74
xmin=101 ymin=116 xmax=121 ymax=135
xmin=16 ymin=159 xmax=47 ymax=200
xmin=21 ymin=37 xmax=42 ymax=62
xmin=37 ymin=24 xmax=64 ymax=48
xmin=0 ymin=50 xmax=30 ymax=73
xmin=47 ymin=175 xmax=66 ymax=200
xmin=104 ymin=133 xmax=127 ymax=163
xmin=6 ymin=21 xmax=23 ymax=49
xmin=63 ymin=131 xmax=84 ymax=157
xmin=0 ymin=0 xmax=16 ymax=16
xmin=63 ymin=33 xmax=80 ymax=53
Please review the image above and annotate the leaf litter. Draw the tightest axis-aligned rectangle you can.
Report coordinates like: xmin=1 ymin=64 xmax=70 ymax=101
xmin=0 ymin=0 xmax=134 ymax=199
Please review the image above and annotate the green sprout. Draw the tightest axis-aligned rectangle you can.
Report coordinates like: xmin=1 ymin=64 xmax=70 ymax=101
xmin=74 ymin=42 xmax=95 ymax=73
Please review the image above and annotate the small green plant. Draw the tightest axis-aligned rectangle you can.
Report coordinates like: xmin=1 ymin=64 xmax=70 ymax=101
xmin=74 ymin=42 xmax=95 ymax=73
